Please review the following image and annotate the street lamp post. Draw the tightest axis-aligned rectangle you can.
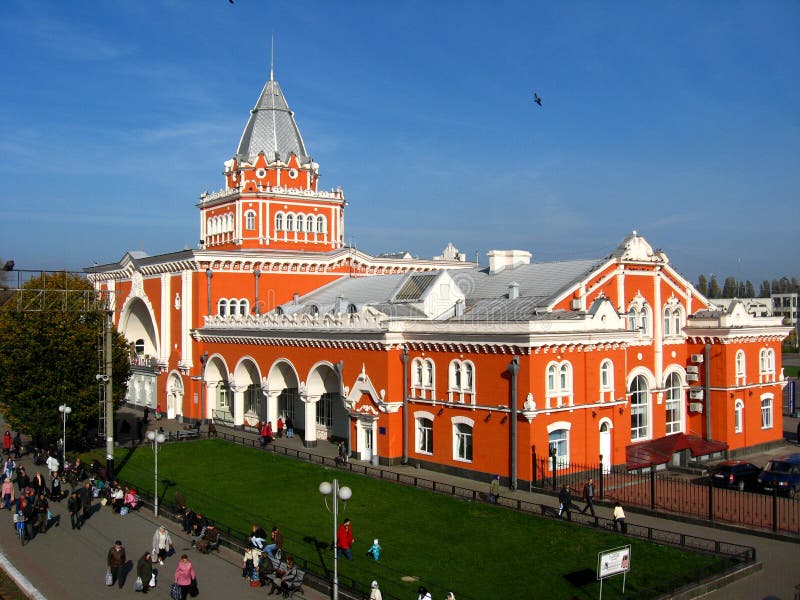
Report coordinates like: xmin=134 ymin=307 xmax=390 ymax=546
xmin=146 ymin=430 xmax=166 ymax=516
xmin=318 ymin=479 xmax=352 ymax=600
xmin=58 ymin=404 xmax=72 ymax=466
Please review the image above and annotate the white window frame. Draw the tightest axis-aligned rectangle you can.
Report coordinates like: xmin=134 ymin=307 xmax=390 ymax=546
xmin=761 ymin=394 xmax=773 ymax=429
xmin=452 ymin=416 xmax=474 ymax=463
xmin=448 ymin=360 xmax=475 ymax=403
xmin=546 ymin=421 xmax=571 ymax=470
xmin=414 ymin=411 xmax=434 ymax=455
xmin=275 ymin=212 xmax=284 ymax=232
xmin=600 ymin=359 xmax=614 ymax=403
xmin=218 ymin=299 xmax=228 ymax=316
xmin=629 ymin=373 xmax=650 ymax=441
xmin=664 ymin=372 xmax=683 ymax=435
xmin=545 ymin=360 xmax=573 ymax=408
xmin=245 ymin=210 xmax=256 ymax=230
xmin=735 ymin=350 xmax=746 ymax=384
xmin=734 ymin=399 xmax=744 ymax=434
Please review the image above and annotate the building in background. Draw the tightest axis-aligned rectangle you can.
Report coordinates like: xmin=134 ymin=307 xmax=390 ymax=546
xmin=87 ymin=65 xmax=791 ymax=485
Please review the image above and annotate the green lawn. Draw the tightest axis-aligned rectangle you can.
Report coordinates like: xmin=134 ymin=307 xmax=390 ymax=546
xmin=92 ymin=440 xmax=728 ymax=599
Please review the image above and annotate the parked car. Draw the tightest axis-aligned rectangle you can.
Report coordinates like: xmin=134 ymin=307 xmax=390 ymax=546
xmin=707 ymin=460 xmax=762 ymax=491
xmin=757 ymin=453 xmax=800 ymax=498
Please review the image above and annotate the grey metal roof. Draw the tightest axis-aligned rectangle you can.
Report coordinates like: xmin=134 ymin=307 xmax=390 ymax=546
xmin=235 ymin=77 xmax=310 ymax=165
xmin=286 ymin=256 xmax=605 ymax=322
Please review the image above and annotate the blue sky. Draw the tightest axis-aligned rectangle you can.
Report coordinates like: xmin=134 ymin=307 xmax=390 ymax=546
xmin=1 ymin=1 xmax=797 ymax=286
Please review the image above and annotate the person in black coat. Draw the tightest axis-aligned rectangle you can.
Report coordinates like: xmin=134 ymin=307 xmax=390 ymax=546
xmin=16 ymin=467 xmax=30 ymax=494
xmin=137 ymin=551 xmax=154 ymax=593
xmin=558 ymin=485 xmax=574 ymax=518
xmin=67 ymin=491 xmax=82 ymax=529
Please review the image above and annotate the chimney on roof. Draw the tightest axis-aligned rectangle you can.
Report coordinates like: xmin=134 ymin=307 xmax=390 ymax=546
xmin=488 ymin=250 xmax=532 ymax=275
xmin=508 ymin=282 xmax=520 ymax=300
xmin=454 ymin=298 xmax=465 ymax=317
xmin=293 ymin=293 xmax=299 ymax=305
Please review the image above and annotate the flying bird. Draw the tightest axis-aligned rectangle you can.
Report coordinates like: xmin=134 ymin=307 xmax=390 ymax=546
xmin=533 ymin=93 xmax=542 ymax=106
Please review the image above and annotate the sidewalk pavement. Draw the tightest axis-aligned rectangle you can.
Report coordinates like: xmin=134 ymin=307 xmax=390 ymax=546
xmin=0 ymin=448 xmax=328 ymax=600
xmin=4 ymin=408 xmax=800 ymax=599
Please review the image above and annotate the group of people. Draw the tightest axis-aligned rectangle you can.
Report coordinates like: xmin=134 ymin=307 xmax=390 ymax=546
xmin=556 ymin=478 xmax=627 ymax=532
xmin=240 ymin=527 xmax=300 ymax=597
xmin=106 ymin=531 xmax=198 ymax=599
xmin=258 ymin=417 xmax=294 ymax=447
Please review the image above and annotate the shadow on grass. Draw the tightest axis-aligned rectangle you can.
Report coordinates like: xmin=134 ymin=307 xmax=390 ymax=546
xmin=303 ymin=535 xmax=331 ymax=578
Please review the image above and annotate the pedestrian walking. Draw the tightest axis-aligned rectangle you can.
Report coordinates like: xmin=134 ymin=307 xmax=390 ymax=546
xmin=12 ymin=432 xmax=22 ymax=459
xmin=152 ymin=525 xmax=174 ymax=565
xmin=367 ymin=538 xmax=381 ymax=561
xmin=173 ymin=554 xmax=196 ymax=600
xmin=3 ymin=457 xmax=15 ymax=481
xmin=489 ymin=474 xmax=500 ymax=503
xmin=45 ymin=453 xmax=59 ymax=477
xmin=107 ymin=540 xmax=127 ymax=589
xmin=613 ymin=501 xmax=627 ymax=533
xmin=285 ymin=416 xmax=294 ymax=438
xmin=558 ymin=485 xmax=574 ymax=518
xmin=78 ymin=481 xmax=93 ymax=525
xmin=337 ymin=518 xmax=354 ymax=560
xmin=136 ymin=551 xmax=153 ymax=593
xmin=3 ymin=431 xmax=11 ymax=457
xmin=580 ymin=478 xmax=596 ymax=516
xmin=277 ymin=417 xmax=284 ymax=438
xmin=68 ymin=491 xmax=82 ymax=529
xmin=370 ymin=580 xmax=383 ymax=600
xmin=1 ymin=476 xmax=15 ymax=509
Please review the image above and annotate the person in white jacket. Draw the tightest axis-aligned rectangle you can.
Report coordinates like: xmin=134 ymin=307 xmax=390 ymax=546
xmin=369 ymin=580 xmax=382 ymax=600
xmin=152 ymin=525 xmax=174 ymax=566
xmin=45 ymin=454 xmax=59 ymax=476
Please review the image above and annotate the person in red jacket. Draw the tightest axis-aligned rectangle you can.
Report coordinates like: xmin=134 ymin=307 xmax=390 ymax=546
xmin=3 ymin=431 xmax=11 ymax=457
xmin=336 ymin=518 xmax=354 ymax=560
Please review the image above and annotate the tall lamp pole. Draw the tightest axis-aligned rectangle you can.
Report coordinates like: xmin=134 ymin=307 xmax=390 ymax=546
xmin=319 ymin=479 xmax=352 ymax=600
xmin=58 ymin=404 xmax=72 ymax=466
xmin=147 ymin=430 xmax=166 ymax=516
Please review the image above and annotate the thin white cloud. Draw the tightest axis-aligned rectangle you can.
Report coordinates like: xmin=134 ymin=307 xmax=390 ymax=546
xmin=17 ymin=17 xmax=137 ymax=62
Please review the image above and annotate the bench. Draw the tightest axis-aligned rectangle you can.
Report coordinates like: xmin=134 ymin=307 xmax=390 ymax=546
xmin=175 ymin=429 xmax=199 ymax=441
xmin=211 ymin=411 xmax=235 ymax=429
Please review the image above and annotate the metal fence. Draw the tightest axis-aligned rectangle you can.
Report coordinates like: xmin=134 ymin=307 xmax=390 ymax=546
xmin=532 ymin=453 xmax=800 ymax=536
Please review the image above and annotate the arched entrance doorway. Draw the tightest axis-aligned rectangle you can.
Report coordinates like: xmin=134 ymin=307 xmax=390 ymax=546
xmin=599 ymin=419 xmax=612 ymax=473
xmin=166 ymin=372 xmax=184 ymax=420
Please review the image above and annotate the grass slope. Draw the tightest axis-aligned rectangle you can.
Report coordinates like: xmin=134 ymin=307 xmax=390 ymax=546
xmin=99 ymin=440 xmax=726 ymax=599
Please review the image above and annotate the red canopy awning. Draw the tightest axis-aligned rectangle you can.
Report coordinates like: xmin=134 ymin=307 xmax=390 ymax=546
xmin=626 ymin=433 xmax=728 ymax=470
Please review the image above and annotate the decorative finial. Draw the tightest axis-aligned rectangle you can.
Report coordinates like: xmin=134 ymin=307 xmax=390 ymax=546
xmin=270 ymin=34 xmax=275 ymax=81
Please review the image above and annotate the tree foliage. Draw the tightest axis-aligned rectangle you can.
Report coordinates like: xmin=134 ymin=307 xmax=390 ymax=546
xmin=0 ymin=272 xmax=131 ymax=448
xmin=698 ymin=274 xmax=799 ymax=299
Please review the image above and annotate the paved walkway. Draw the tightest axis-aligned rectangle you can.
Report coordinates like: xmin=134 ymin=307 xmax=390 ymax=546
xmin=2 ymin=407 xmax=800 ymax=599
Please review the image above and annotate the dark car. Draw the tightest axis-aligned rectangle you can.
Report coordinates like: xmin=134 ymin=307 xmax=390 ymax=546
xmin=757 ymin=453 xmax=800 ymax=498
xmin=707 ymin=460 xmax=762 ymax=491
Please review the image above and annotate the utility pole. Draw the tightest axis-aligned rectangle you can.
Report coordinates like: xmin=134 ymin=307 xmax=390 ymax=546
xmin=104 ymin=307 xmax=115 ymax=480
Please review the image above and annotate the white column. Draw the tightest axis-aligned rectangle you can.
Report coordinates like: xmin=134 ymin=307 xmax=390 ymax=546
xmin=303 ymin=394 xmax=317 ymax=447
xmin=160 ymin=273 xmax=171 ymax=365
xmin=653 ymin=268 xmax=663 ymax=393
xmin=616 ymin=265 xmax=625 ymax=312
xmin=232 ymin=384 xmax=246 ymax=426
xmin=181 ymin=270 xmax=193 ymax=367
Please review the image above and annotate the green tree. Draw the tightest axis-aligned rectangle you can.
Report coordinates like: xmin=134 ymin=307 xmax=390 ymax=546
xmin=709 ymin=275 xmax=721 ymax=298
xmin=696 ymin=274 xmax=708 ymax=297
xmin=722 ymin=276 xmax=737 ymax=298
xmin=0 ymin=272 xmax=131 ymax=448
xmin=745 ymin=280 xmax=755 ymax=298
xmin=759 ymin=280 xmax=771 ymax=298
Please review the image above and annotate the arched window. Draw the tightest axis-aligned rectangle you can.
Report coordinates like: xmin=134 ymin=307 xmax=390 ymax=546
xmin=307 ymin=215 xmax=314 ymax=233
xmin=734 ymin=400 xmax=744 ymax=433
xmin=464 ymin=363 xmax=474 ymax=392
xmin=244 ymin=384 xmax=261 ymax=415
xmin=453 ymin=362 xmax=462 ymax=389
xmin=413 ymin=359 xmax=423 ymax=387
xmin=627 ymin=308 xmax=638 ymax=331
xmin=226 ymin=213 xmax=233 ymax=232
xmin=316 ymin=216 xmax=325 ymax=233
xmin=548 ymin=428 xmax=569 ymax=468
xmin=449 ymin=360 xmax=474 ymax=401
xmin=347 ymin=304 xmax=357 ymax=314
xmin=134 ymin=339 xmax=145 ymax=356
xmin=218 ymin=299 xmax=228 ymax=316
xmin=663 ymin=307 xmax=671 ymax=337
xmin=629 ymin=374 xmax=649 ymax=441
xmin=229 ymin=299 xmax=239 ymax=315
xmin=672 ymin=309 xmax=682 ymax=335
xmin=286 ymin=215 xmax=294 ymax=232
xmin=206 ymin=218 xmax=212 ymax=235
xmin=547 ymin=364 xmax=558 ymax=393
xmin=245 ymin=211 xmax=256 ymax=230
xmin=766 ymin=349 xmax=775 ymax=375
xmin=559 ymin=363 xmax=571 ymax=393
xmin=424 ymin=359 xmax=434 ymax=387
xmin=639 ymin=307 xmax=649 ymax=335
xmin=275 ymin=306 xmax=284 ymax=316
xmin=761 ymin=395 xmax=773 ymax=428
xmin=600 ymin=360 xmax=613 ymax=392
xmin=275 ymin=213 xmax=283 ymax=231
xmin=296 ymin=214 xmax=304 ymax=232
xmin=546 ymin=361 xmax=573 ymax=406
xmin=665 ymin=372 xmax=682 ymax=434
xmin=239 ymin=299 xmax=249 ymax=315
xmin=453 ymin=421 xmax=473 ymax=462
xmin=309 ymin=304 xmax=319 ymax=316
xmin=735 ymin=350 xmax=746 ymax=379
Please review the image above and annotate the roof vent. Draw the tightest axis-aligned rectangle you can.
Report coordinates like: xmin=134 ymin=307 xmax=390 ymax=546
xmin=508 ymin=282 xmax=520 ymax=300
xmin=293 ymin=293 xmax=299 ymax=305
xmin=488 ymin=250 xmax=532 ymax=275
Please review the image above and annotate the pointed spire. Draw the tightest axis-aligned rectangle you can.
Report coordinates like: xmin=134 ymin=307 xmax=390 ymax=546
xmin=270 ymin=34 xmax=274 ymax=82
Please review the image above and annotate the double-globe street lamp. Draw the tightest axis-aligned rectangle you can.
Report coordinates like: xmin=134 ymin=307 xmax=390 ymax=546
xmin=58 ymin=404 xmax=72 ymax=466
xmin=146 ymin=430 xmax=166 ymax=516
xmin=318 ymin=479 xmax=352 ymax=600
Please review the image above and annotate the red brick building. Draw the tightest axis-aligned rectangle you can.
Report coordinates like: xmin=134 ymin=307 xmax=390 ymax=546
xmin=87 ymin=67 xmax=790 ymax=486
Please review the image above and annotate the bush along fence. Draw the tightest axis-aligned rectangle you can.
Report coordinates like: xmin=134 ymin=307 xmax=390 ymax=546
xmin=531 ymin=452 xmax=800 ymax=537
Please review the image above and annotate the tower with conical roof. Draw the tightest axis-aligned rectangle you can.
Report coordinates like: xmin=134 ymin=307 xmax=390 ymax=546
xmin=198 ymin=62 xmax=346 ymax=253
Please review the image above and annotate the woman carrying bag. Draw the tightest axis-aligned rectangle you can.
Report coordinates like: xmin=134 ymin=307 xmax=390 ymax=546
xmin=152 ymin=525 xmax=174 ymax=566
xmin=136 ymin=551 xmax=153 ymax=593
xmin=173 ymin=554 xmax=197 ymax=600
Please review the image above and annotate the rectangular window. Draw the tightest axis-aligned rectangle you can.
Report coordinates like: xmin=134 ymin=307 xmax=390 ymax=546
xmin=454 ymin=424 xmax=472 ymax=462
xmin=244 ymin=385 xmax=261 ymax=415
xmin=761 ymin=398 xmax=773 ymax=429
xmin=548 ymin=429 xmax=569 ymax=469
xmin=316 ymin=392 xmax=334 ymax=427
xmin=218 ymin=385 xmax=230 ymax=410
xmin=665 ymin=400 xmax=681 ymax=434
xmin=416 ymin=418 xmax=433 ymax=454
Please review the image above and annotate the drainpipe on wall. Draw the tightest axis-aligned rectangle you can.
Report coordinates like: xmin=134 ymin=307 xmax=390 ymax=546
xmin=401 ymin=347 xmax=409 ymax=464
xmin=253 ymin=269 xmax=261 ymax=314
xmin=507 ymin=356 xmax=520 ymax=490
xmin=205 ymin=268 xmax=213 ymax=316
xmin=704 ymin=343 xmax=711 ymax=441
